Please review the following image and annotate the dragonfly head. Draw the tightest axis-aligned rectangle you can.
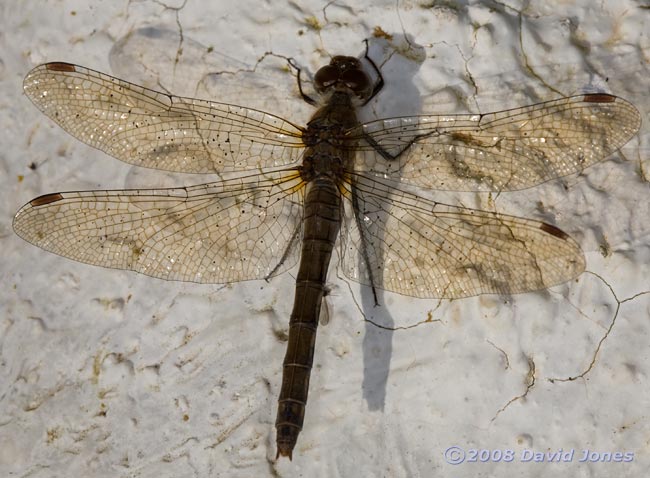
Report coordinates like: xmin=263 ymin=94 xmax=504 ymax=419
xmin=314 ymin=56 xmax=373 ymax=101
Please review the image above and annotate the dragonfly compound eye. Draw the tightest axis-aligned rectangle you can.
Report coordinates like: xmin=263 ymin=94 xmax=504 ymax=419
xmin=314 ymin=65 xmax=339 ymax=92
xmin=340 ymin=69 xmax=372 ymax=98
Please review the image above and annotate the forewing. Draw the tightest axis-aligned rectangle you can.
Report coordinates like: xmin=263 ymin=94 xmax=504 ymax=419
xmin=353 ymin=94 xmax=640 ymax=191
xmin=13 ymin=170 xmax=305 ymax=283
xmin=340 ymin=174 xmax=585 ymax=299
xmin=23 ymin=62 xmax=306 ymax=173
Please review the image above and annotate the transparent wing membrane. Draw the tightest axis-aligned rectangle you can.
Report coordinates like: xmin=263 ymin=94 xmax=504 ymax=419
xmin=14 ymin=170 xmax=305 ymax=283
xmin=340 ymin=173 xmax=585 ymax=299
xmin=352 ymin=94 xmax=641 ymax=191
xmin=23 ymin=63 xmax=306 ymax=174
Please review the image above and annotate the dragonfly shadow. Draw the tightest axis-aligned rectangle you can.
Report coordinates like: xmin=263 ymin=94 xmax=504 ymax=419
xmin=361 ymin=287 xmax=393 ymax=411
xmin=357 ymin=34 xmax=426 ymax=412
xmin=109 ymin=26 xmax=305 ymax=121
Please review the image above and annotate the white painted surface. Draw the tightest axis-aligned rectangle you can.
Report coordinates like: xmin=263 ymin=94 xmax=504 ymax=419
xmin=1 ymin=1 xmax=648 ymax=476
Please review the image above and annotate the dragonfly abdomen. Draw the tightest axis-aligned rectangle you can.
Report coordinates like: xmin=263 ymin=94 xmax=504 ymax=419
xmin=276 ymin=176 xmax=342 ymax=459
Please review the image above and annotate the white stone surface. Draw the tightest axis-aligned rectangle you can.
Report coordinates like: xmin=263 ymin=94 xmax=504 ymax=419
xmin=1 ymin=0 xmax=648 ymax=476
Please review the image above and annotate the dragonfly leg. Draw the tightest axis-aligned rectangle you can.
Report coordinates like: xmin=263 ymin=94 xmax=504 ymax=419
xmin=360 ymin=39 xmax=384 ymax=106
xmin=288 ymin=58 xmax=318 ymax=106
xmin=363 ymin=128 xmax=439 ymax=162
xmin=265 ymin=221 xmax=302 ymax=281
xmin=351 ymin=182 xmax=380 ymax=306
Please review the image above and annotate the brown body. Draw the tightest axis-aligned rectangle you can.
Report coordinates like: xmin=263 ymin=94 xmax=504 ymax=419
xmin=276 ymin=89 xmax=360 ymax=458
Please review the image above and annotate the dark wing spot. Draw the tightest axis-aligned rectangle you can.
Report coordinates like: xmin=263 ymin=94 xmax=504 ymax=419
xmin=583 ymin=93 xmax=616 ymax=104
xmin=46 ymin=62 xmax=76 ymax=72
xmin=540 ymin=222 xmax=569 ymax=240
xmin=30 ymin=193 xmax=64 ymax=207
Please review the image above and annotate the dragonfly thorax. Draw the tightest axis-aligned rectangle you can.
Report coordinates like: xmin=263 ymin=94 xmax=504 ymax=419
xmin=299 ymin=152 xmax=345 ymax=182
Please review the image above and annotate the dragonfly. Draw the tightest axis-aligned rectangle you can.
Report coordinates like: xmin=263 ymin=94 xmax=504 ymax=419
xmin=14 ymin=47 xmax=641 ymax=459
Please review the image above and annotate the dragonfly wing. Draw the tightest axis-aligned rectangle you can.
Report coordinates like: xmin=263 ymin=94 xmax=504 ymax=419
xmin=353 ymin=94 xmax=640 ymax=191
xmin=23 ymin=62 xmax=306 ymax=173
xmin=14 ymin=170 xmax=305 ymax=283
xmin=339 ymin=174 xmax=585 ymax=299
